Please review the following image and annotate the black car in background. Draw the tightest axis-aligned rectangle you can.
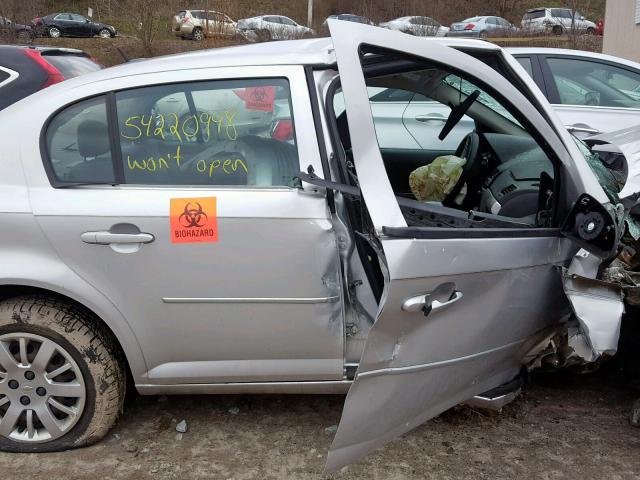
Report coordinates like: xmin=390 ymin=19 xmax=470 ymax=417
xmin=0 ymin=16 xmax=33 ymax=43
xmin=32 ymin=13 xmax=116 ymax=38
xmin=0 ymin=45 xmax=102 ymax=110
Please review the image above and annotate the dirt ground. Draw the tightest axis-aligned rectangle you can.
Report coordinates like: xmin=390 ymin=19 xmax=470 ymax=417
xmin=0 ymin=369 xmax=638 ymax=480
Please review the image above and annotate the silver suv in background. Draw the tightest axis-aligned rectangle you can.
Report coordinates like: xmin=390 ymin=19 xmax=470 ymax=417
xmin=522 ymin=7 xmax=596 ymax=35
xmin=172 ymin=9 xmax=237 ymax=41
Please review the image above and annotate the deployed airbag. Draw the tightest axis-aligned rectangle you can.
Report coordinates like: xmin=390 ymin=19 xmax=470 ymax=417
xmin=409 ymin=155 xmax=466 ymax=202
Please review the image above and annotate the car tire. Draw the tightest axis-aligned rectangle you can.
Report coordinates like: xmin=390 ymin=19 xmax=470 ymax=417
xmin=0 ymin=295 xmax=125 ymax=452
xmin=17 ymin=30 xmax=33 ymax=43
xmin=98 ymin=28 xmax=111 ymax=38
xmin=552 ymin=25 xmax=563 ymax=36
xmin=586 ymin=27 xmax=596 ymax=35
xmin=479 ymin=30 xmax=488 ymax=38
xmin=258 ymin=29 xmax=271 ymax=42
xmin=192 ymin=28 xmax=204 ymax=41
xmin=48 ymin=26 xmax=61 ymax=38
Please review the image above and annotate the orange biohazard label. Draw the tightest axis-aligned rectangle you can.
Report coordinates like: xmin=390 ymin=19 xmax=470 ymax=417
xmin=234 ymin=86 xmax=275 ymax=111
xmin=170 ymin=197 xmax=218 ymax=244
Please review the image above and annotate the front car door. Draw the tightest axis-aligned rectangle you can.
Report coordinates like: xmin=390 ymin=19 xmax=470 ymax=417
xmin=24 ymin=65 xmax=344 ymax=386
xmin=538 ymin=54 xmax=640 ymax=136
xmin=326 ymin=20 xmax=613 ymax=471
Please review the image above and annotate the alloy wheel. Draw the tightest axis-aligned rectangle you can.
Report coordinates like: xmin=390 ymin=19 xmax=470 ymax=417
xmin=0 ymin=332 xmax=86 ymax=443
xmin=49 ymin=27 xmax=61 ymax=38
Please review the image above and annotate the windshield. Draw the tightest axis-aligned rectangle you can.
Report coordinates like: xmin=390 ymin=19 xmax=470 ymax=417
xmin=443 ymin=75 xmax=521 ymax=126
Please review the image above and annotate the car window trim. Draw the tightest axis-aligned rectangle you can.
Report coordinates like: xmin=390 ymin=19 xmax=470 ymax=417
xmin=106 ymin=92 xmax=125 ymax=183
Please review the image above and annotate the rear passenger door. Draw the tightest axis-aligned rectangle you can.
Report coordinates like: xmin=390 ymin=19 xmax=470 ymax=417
xmin=30 ymin=67 xmax=344 ymax=385
xmin=539 ymin=54 xmax=640 ymax=136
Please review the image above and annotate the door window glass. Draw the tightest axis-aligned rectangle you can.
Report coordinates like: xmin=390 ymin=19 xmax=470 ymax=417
xmin=547 ymin=57 xmax=640 ymax=107
xmin=46 ymin=96 xmax=115 ymax=183
xmin=70 ymin=14 xmax=86 ymax=22
xmin=116 ymin=78 xmax=299 ymax=186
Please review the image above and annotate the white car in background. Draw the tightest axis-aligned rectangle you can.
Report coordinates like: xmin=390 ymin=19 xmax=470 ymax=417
xmin=236 ymin=15 xmax=314 ymax=42
xmin=379 ymin=16 xmax=449 ymax=37
xmin=521 ymin=7 xmax=596 ymax=35
xmin=509 ymin=48 xmax=640 ymax=137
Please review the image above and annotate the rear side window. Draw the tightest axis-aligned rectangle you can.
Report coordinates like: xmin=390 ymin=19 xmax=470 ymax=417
xmin=516 ymin=57 xmax=534 ymax=78
xmin=523 ymin=10 xmax=545 ymax=20
xmin=0 ymin=70 xmax=9 ymax=84
xmin=44 ymin=79 xmax=299 ymax=187
xmin=43 ymin=55 xmax=101 ymax=78
xmin=46 ymin=95 xmax=115 ymax=183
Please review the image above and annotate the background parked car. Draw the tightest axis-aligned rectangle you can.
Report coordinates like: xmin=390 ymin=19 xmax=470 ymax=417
xmin=321 ymin=13 xmax=375 ymax=35
xmin=448 ymin=15 xmax=518 ymax=38
xmin=379 ymin=16 xmax=449 ymax=36
xmin=509 ymin=48 xmax=640 ymax=137
xmin=0 ymin=45 xmax=101 ymax=110
xmin=32 ymin=13 xmax=116 ymax=38
xmin=236 ymin=15 xmax=314 ymax=42
xmin=0 ymin=16 xmax=33 ymax=43
xmin=521 ymin=7 xmax=596 ymax=35
xmin=172 ymin=9 xmax=237 ymax=41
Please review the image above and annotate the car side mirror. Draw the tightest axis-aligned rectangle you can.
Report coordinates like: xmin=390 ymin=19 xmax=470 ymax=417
xmin=561 ymin=193 xmax=619 ymax=259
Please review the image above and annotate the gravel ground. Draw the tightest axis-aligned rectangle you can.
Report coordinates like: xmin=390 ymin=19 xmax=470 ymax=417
xmin=1 ymin=370 xmax=639 ymax=479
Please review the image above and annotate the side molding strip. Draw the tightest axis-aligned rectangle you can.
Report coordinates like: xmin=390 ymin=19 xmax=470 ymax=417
xmin=162 ymin=296 xmax=340 ymax=304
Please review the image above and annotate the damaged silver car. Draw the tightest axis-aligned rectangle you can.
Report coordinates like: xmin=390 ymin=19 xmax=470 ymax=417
xmin=0 ymin=21 xmax=628 ymax=469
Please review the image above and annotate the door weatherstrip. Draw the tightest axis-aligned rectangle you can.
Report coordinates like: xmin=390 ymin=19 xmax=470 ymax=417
xmin=162 ymin=296 xmax=340 ymax=304
xmin=357 ymin=338 xmax=526 ymax=380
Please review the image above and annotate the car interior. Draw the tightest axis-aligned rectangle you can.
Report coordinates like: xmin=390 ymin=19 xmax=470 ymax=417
xmin=329 ymin=51 xmax=559 ymax=231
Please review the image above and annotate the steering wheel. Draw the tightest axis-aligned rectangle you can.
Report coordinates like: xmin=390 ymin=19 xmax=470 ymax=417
xmin=442 ymin=132 xmax=480 ymax=208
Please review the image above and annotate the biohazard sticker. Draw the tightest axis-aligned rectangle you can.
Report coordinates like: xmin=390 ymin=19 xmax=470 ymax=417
xmin=170 ymin=197 xmax=218 ymax=244
xmin=233 ymin=86 xmax=275 ymax=111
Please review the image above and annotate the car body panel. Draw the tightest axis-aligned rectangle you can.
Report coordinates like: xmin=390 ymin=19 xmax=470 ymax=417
xmin=325 ymin=19 xmax=609 ymax=471
xmin=7 ymin=64 xmax=334 ymax=385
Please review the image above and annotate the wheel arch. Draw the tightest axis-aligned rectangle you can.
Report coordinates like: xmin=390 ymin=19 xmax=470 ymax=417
xmin=0 ymin=282 xmax=145 ymax=383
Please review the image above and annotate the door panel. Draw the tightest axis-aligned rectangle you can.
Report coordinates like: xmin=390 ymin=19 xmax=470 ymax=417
xmin=327 ymin=19 xmax=588 ymax=471
xmin=31 ymin=188 xmax=344 ymax=383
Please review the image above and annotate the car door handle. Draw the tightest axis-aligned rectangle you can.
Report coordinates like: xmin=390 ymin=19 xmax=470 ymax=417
xmin=81 ymin=231 xmax=155 ymax=245
xmin=415 ymin=114 xmax=446 ymax=123
xmin=566 ymin=125 xmax=600 ymax=135
xmin=402 ymin=290 xmax=464 ymax=316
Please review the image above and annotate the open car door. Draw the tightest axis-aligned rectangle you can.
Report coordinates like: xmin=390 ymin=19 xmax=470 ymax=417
xmin=326 ymin=20 xmax=620 ymax=472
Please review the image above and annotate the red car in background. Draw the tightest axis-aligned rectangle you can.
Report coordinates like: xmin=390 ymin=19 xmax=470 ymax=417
xmin=596 ymin=19 xmax=604 ymax=35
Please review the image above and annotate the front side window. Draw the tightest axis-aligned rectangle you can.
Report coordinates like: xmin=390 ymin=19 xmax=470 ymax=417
xmin=116 ymin=78 xmax=298 ymax=186
xmin=46 ymin=95 xmax=115 ymax=183
xmin=547 ymin=57 xmax=640 ymax=107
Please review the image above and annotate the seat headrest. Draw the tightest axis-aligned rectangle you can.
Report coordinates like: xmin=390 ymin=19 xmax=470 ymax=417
xmin=77 ymin=120 xmax=110 ymax=158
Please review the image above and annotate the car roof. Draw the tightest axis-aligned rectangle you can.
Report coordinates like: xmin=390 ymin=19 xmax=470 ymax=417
xmin=26 ymin=37 xmax=501 ymax=92
xmin=506 ymin=47 xmax=640 ymax=69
